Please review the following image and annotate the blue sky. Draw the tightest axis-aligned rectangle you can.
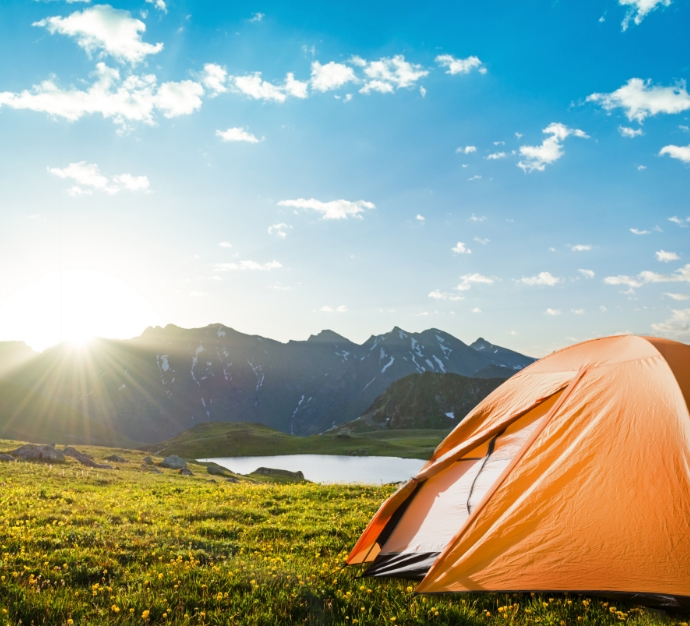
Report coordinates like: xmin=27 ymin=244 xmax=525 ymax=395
xmin=0 ymin=0 xmax=688 ymax=355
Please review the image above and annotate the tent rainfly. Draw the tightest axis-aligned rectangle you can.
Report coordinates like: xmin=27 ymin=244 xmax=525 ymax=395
xmin=347 ymin=335 xmax=690 ymax=610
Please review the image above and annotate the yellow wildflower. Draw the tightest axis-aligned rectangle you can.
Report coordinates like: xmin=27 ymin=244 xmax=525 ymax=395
xmin=142 ymin=609 xmax=150 ymax=619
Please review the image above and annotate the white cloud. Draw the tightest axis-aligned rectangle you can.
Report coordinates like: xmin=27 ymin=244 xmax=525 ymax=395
xmin=249 ymin=12 xmax=264 ymax=22
xmin=229 ymin=72 xmax=307 ymax=103
xmin=456 ymin=146 xmax=476 ymax=154
xmin=0 ymin=63 xmax=204 ymax=126
xmin=651 ymin=308 xmax=690 ymax=337
xmin=469 ymin=214 xmax=486 ymax=222
xmin=318 ymin=305 xmax=347 ymax=313
xmin=219 ymin=242 xmax=232 ymax=248
xmin=568 ymin=244 xmax=592 ymax=252
xmin=156 ymin=80 xmax=204 ymax=118
xmin=214 ymin=260 xmax=282 ymax=271
xmin=146 ymin=0 xmax=167 ymax=13
xmin=268 ymin=223 xmax=291 ymax=239
xmin=49 ymin=161 xmax=149 ymax=194
xmin=669 ymin=216 xmax=690 ymax=227
xmin=618 ymin=125 xmax=644 ymax=138
xmin=518 ymin=123 xmax=589 ymax=172
xmin=545 ymin=308 xmax=562 ymax=316
xmin=419 ymin=86 xmax=427 ymax=97
xmin=471 ymin=307 xmax=482 ymax=313
xmin=664 ymin=292 xmax=690 ymax=300
xmin=200 ymin=63 xmax=228 ymax=95
xmin=604 ymin=264 xmax=690 ymax=291
xmin=359 ymin=55 xmax=428 ymax=94
xmin=451 ymin=242 xmax=471 ymax=255
xmin=660 ymin=143 xmax=690 ymax=163
xmin=310 ymin=61 xmax=357 ymax=92
xmin=428 ymin=290 xmax=463 ymax=301
xmin=416 ymin=214 xmax=425 ymax=222
xmin=468 ymin=175 xmax=481 ymax=181
xmin=474 ymin=237 xmax=490 ymax=245
xmin=579 ymin=269 xmax=595 ymax=279
xmin=34 ymin=5 xmax=163 ymax=65
xmin=456 ymin=273 xmax=494 ymax=291
xmin=619 ymin=0 xmax=671 ymax=30
xmin=519 ymin=272 xmax=560 ymax=286
xmin=278 ymin=198 xmax=374 ymax=220
xmin=487 ymin=152 xmax=506 ymax=160
xmin=216 ymin=127 xmax=260 ymax=143
xmin=435 ymin=54 xmax=486 ymax=75
xmin=630 ymin=228 xmax=651 ymax=235
xmin=656 ymin=250 xmax=680 ymax=262
xmin=572 ymin=309 xmax=585 ymax=314
xmin=587 ymin=78 xmax=690 ymax=123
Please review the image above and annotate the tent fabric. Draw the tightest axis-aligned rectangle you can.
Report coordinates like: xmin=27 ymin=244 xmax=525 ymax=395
xmin=347 ymin=335 xmax=690 ymax=607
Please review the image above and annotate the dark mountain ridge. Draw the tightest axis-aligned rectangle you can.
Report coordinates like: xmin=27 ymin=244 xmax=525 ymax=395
xmin=0 ymin=324 xmax=535 ymax=443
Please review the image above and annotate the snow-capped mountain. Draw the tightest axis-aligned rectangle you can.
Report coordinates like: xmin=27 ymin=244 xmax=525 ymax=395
xmin=0 ymin=324 xmax=534 ymax=442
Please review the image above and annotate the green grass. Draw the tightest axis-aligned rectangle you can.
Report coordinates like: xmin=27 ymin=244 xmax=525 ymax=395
xmin=145 ymin=422 xmax=450 ymax=460
xmin=0 ymin=440 xmax=682 ymax=625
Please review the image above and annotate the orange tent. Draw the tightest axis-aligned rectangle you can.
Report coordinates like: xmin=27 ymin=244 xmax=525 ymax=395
xmin=347 ymin=336 xmax=690 ymax=610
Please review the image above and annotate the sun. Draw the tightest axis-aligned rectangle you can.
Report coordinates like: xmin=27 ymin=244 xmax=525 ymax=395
xmin=0 ymin=269 xmax=159 ymax=352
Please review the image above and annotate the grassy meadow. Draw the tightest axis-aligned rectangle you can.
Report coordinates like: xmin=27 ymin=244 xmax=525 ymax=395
xmin=0 ymin=443 xmax=683 ymax=626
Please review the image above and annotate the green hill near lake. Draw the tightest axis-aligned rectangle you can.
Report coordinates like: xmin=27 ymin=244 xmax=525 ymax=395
xmin=144 ymin=421 xmax=450 ymax=460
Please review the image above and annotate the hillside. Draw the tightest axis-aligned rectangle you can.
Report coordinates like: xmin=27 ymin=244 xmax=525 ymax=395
xmin=1 ymin=324 xmax=534 ymax=442
xmin=144 ymin=421 xmax=448 ymax=460
xmin=0 ymin=379 xmax=136 ymax=447
xmin=331 ymin=372 xmax=506 ymax=434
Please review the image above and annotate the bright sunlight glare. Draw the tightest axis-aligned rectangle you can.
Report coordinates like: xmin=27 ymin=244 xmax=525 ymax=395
xmin=0 ymin=269 xmax=159 ymax=352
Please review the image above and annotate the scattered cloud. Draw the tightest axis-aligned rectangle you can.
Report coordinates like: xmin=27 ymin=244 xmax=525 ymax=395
xmin=471 ymin=307 xmax=482 ymax=313
xmin=518 ymin=123 xmax=589 ymax=172
xmin=474 ymin=237 xmax=490 ymax=245
xmin=618 ymin=125 xmax=644 ymax=138
xmin=619 ymin=0 xmax=671 ymax=30
xmin=0 ymin=62 xmax=204 ymax=126
xmin=637 ymin=165 xmax=647 ymax=170
xmin=416 ymin=214 xmax=425 ymax=222
xmin=219 ymin=242 xmax=232 ymax=248
xmin=216 ymin=127 xmax=260 ymax=143
xmin=665 ymin=292 xmax=690 ymax=300
xmin=249 ymin=12 xmax=264 ymax=22
xmin=657 ymin=250 xmax=680 ymax=262
xmin=469 ymin=214 xmax=486 ymax=222
xmin=468 ymin=175 xmax=482 ymax=181
xmin=268 ymin=223 xmax=291 ymax=239
xmin=419 ymin=86 xmax=427 ymax=97
xmin=278 ymin=198 xmax=374 ymax=220
xmin=318 ymin=305 xmax=347 ymax=313
xmin=660 ymin=143 xmax=690 ymax=163
xmin=587 ymin=78 xmax=690 ymax=123
xmin=200 ymin=63 xmax=228 ymax=95
xmin=605 ymin=264 xmax=690 ymax=291
xmin=630 ymin=228 xmax=651 ymax=235
xmin=34 ymin=5 xmax=163 ymax=65
xmin=214 ymin=260 xmax=282 ymax=271
xmin=456 ymin=146 xmax=476 ymax=154
xmin=669 ymin=216 xmax=690 ymax=227
xmin=519 ymin=271 xmax=560 ymax=286
xmin=545 ymin=308 xmax=562 ymax=316
xmin=487 ymin=152 xmax=506 ymax=160
xmin=359 ymin=55 xmax=428 ymax=94
xmin=145 ymin=0 xmax=167 ymax=13
xmin=651 ymin=308 xmax=690 ymax=337
xmin=572 ymin=309 xmax=585 ymax=314
xmin=578 ymin=269 xmax=595 ymax=279
xmin=310 ymin=61 xmax=357 ymax=92
xmin=428 ymin=290 xmax=463 ymax=301
xmin=230 ymin=72 xmax=308 ymax=103
xmin=451 ymin=242 xmax=471 ymax=255
xmin=435 ymin=54 xmax=486 ymax=75
xmin=48 ymin=161 xmax=149 ymax=194
xmin=456 ymin=273 xmax=494 ymax=291
xmin=568 ymin=244 xmax=592 ymax=252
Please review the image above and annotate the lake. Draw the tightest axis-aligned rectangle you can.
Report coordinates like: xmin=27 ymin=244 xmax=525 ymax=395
xmin=196 ymin=454 xmax=427 ymax=484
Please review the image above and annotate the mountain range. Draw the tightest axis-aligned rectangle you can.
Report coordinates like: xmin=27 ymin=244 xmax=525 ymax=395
xmin=0 ymin=325 xmax=534 ymax=443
